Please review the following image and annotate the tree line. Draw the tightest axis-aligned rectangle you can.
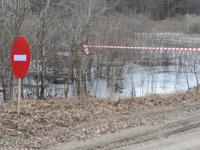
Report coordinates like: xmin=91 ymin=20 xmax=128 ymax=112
xmin=0 ymin=0 xmax=200 ymax=101
xmin=115 ymin=0 xmax=200 ymax=20
xmin=0 ymin=0 xmax=122 ymax=101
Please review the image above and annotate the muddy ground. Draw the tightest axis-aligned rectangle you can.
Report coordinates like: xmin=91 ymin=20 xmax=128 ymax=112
xmin=1 ymin=87 xmax=200 ymax=150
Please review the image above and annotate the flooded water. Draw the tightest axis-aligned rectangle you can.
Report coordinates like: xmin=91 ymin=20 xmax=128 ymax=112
xmin=1 ymin=64 xmax=199 ymax=100
xmin=84 ymin=65 xmax=199 ymax=98
xmin=37 ymin=65 xmax=200 ymax=98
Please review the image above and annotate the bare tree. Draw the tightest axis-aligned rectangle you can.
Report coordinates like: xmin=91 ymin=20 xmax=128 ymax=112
xmin=0 ymin=0 xmax=29 ymax=100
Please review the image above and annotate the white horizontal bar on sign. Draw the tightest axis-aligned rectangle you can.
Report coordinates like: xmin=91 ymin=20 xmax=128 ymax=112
xmin=14 ymin=55 xmax=27 ymax=62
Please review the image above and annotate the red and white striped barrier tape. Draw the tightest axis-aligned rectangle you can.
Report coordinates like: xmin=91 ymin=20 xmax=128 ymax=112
xmin=83 ymin=44 xmax=200 ymax=55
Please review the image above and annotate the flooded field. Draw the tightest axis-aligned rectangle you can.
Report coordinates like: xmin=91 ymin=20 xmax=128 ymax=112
xmin=4 ymin=64 xmax=197 ymax=100
xmin=87 ymin=65 xmax=200 ymax=98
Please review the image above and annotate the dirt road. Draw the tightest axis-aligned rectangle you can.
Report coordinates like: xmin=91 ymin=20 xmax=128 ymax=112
xmin=120 ymin=127 xmax=200 ymax=150
xmin=53 ymin=101 xmax=200 ymax=150
xmin=115 ymin=115 xmax=200 ymax=150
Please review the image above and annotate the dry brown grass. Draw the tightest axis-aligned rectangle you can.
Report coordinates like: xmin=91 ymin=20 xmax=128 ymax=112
xmin=0 ymin=88 xmax=200 ymax=149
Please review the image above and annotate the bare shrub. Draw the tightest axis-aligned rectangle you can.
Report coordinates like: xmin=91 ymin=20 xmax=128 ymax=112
xmin=185 ymin=14 xmax=200 ymax=34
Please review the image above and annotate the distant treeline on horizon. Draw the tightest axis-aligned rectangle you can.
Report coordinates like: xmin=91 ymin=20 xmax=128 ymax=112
xmin=114 ymin=0 xmax=200 ymax=20
xmin=26 ymin=0 xmax=200 ymax=20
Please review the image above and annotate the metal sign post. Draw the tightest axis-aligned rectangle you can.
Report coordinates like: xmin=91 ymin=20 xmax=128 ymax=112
xmin=10 ymin=36 xmax=31 ymax=116
xmin=18 ymin=78 xmax=21 ymax=115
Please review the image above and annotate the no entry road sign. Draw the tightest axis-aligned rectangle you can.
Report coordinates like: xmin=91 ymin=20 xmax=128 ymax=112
xmin=10 ymin=36 xmax=31 ymax=79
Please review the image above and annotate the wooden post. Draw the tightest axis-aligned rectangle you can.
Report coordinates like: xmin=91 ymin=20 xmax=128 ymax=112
xmin=18 ymin=78 xmax=21 ymax=116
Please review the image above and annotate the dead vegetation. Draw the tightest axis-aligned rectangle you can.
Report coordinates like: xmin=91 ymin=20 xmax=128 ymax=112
xmin=0 ymin=87 xmax=200 ymax=149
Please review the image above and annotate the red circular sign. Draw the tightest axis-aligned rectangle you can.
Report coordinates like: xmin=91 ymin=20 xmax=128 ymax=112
xmin=10 ymin=36 xmax=31 ymax=78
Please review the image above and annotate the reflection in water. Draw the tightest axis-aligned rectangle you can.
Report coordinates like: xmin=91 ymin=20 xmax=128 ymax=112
xmin=46 ymin=65 xmax=200 ymax=98
xmin=2 ymin=64 xmax=199 ymax=100
xmin=85 ymin=64 xmax=199 ymax=98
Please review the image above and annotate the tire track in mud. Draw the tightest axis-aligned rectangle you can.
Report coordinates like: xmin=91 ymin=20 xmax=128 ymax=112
xmin=110 ymin=115 xmax=200 ymax=150
xmin=52 ymin=102 xmax=200 ymax=150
